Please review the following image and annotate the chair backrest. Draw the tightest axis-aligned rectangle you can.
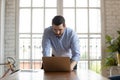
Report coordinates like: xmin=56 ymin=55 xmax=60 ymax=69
xmin=109 ymin=75 xmax=120 ymax=80
xmin=110 ymin=66 xmax=120 ymax=76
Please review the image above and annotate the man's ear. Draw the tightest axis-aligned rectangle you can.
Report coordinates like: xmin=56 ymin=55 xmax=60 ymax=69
xmin=63 ymin=24 xmax=66 ymax=27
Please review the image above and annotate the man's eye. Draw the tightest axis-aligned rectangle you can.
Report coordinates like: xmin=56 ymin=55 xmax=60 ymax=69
xmin=59 ymin=29 xmax=62 ymax=31
xmin=53 ymin=29 xmax=63 ymax=32
xmin=54 ymin=29 xmax=57 ymax=31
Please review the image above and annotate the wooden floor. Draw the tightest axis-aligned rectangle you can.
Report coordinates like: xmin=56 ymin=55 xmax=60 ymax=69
xmin=0 ymin=69 xmax=109 ymax=80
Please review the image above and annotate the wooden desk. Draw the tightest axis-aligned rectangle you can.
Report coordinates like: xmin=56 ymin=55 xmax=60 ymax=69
xmin=0 ymin=69 xmax=109 ymax=80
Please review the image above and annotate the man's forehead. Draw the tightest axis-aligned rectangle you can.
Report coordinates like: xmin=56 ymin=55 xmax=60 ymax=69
xmin=52 ymin=24 xmax=64 ymax=29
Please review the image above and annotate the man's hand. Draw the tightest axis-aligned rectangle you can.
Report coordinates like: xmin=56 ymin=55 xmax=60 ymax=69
xmin=70 ymin=60 xmax=77 ymax=71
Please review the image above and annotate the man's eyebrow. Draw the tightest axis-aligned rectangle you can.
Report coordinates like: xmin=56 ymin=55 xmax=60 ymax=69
xmin=54 ymin=29 xmax=62 ymax=30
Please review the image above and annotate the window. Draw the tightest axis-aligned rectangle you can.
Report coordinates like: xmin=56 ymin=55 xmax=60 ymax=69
xmin=63 ymin=0 xmax=101 ymax=73
xmin=19 ymin=0 xmax=57 ymax=70
xmin=18 ymin=0 xmax=101 ymax=73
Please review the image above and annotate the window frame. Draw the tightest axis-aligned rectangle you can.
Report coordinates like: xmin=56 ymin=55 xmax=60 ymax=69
xmin=16 ymin=0 xmax=102 ymax=73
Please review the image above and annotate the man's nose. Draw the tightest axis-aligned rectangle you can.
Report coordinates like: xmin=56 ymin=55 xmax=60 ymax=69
xmin=56 ymin=30 xmax=60 ymax=34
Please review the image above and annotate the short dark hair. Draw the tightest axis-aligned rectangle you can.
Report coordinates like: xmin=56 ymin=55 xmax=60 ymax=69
xmin=52 ymin=15 xmax=65 ymax=26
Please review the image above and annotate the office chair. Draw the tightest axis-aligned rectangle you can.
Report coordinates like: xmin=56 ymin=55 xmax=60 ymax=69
xmin=109 ymin=75 xmax=120 ymax=80
xmin=108 ymin=66 xmax=120 ymax=80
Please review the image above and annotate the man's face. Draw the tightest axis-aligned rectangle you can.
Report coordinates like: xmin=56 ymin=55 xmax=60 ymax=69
xmin=52 ymin=24 xmax=65 ymax=37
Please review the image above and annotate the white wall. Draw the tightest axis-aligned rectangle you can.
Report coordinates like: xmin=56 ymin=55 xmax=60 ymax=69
xmin=0 ymin=0 xmax=5 ymax=77
xmin=4 ymin=0 xmax=16 ymax=58
xmin=102 ymin=0 xmax=120 ymax=77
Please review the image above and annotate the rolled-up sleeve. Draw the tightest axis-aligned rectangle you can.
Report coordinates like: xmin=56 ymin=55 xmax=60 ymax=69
xmin=42 ymin=29 xmax=51 ymax=57
xmin=70 ymin=32 xmax=80 ymax=61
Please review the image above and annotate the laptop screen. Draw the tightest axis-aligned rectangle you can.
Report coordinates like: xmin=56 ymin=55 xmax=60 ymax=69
xmin=42 ymin=57 xmax=71 ymax=72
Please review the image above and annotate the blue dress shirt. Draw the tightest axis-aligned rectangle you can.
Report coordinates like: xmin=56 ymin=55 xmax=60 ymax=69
xmin=42 ymin=26 xmax=80 ymax=61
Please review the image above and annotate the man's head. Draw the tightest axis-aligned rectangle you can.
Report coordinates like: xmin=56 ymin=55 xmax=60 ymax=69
xmin=52 ymin=15 xmax=66 ymax=37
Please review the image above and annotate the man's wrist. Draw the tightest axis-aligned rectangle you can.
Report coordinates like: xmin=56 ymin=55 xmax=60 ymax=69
xmin=70 ymin=60 xmax=77 ymax=71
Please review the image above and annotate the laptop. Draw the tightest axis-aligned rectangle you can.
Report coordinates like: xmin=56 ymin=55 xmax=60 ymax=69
xmin=42 ymin=57 xmax=71 ymax=72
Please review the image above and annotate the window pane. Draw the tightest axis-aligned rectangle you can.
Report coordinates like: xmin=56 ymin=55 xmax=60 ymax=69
xmin=89 ymin=35 xmax=101 ymax=59
xmin=90 ymin=61 xmax=101 ymax=73
xmin=76 ymin=0 xmax=88 ymax=7
xmin=19 ymin=39 xmax=31 ymax=59
xmin=32 ymin=61 xmax=42 ymax=69
xmin=78 ymin=61 xmax=88 ymax=69
xmin=45 ymin=9 xmax=57 ymax=27
xmin=45 ymin=0 xmax=57 ymax=7
xmin=63 ymin=9 xmax=75 ymax=31
xmin=32 ymin=39 xmax=42 ymax=59
xmin=89 ymin=0 xmax=100 ymax=7
xmin=20 ymin=61 xmax=31 ymax=70
xmin=89 ymin=9 xmax=101 ymax=33
xmin=19 ymin=9 xmax=31 ymax=33
xmin=76 ymin=9 xmax=88 ymax=33
xmin=32 ymin=9 xmax=44 ymax=33
xmin=79 ymin=35 xmax=88 ymax=59
xmin=32 ymin=35 xmax=42 ymax=38
xmin=19 ymin=0 xmax=31 ymax=7
xmin=19 ymin=34 xmax=31 ymax=38
xmin=63 ymin=0 xmax=75 ymax=7
xmin=32 ymin=0 xmax=44 ymax=7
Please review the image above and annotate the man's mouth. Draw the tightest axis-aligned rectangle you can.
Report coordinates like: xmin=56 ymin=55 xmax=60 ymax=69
xmin=56 ymin=34 xmax=60 ymax=36
xmin=55 ymin=34 xmax=61 ymax=37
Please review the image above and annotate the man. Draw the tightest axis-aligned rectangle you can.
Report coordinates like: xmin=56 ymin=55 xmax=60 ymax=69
xmin=42 ymin=15 xmax=80 ymax=71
